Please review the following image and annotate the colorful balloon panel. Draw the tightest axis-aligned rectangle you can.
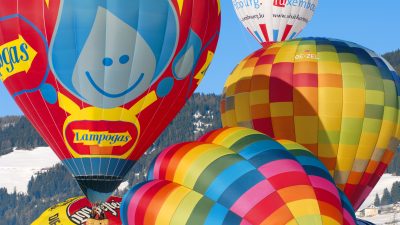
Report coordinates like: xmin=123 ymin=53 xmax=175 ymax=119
xmin=0 ymin=0 xmax=220 ymax=203
xmin=220 ymin=38 xmax=400 ymax=209
xmin=121 ymin=127 xmax=356 ymax=225
xmin=232 ymin=0 xmax=318 ymax=45
xmin=31 ymin=196 xmax=122 ymax=225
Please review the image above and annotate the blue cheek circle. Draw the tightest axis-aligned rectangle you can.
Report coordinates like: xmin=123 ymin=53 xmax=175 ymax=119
xmin=119 ymin=55 xmax=130 ymax=64
xmin=40 ymin=83 xmax=58 ymax=104
xmin=103 ymin=57 xmax=113 ymax=66
xmin=156 ymin=77 xmax=174 ymax=98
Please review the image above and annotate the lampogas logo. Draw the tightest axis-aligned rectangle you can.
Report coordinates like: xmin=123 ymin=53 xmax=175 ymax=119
xmin=0 ymin=35 xmax=37 ymax=81
xmin=64 ymin=118 xmax=139 ymax=158
xmin=73 ymin=130 xmax=132 ymax=147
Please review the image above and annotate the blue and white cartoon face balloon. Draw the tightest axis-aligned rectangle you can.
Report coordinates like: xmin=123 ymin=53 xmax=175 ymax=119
xmin=49 ymin=0 xmax=178 ymax=108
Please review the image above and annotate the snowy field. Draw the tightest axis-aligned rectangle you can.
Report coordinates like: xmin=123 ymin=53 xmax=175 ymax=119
xmin=360 ymin=212 xmax=400 ymax=225
xmin=0 ymin=147 xmax=60 ymax=193
xmin=359 ymin=174 xmax=400 ymax=210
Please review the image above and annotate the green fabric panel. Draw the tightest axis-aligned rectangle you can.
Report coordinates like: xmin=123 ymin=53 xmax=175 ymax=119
xmin=194 ymin=154 xmax=243 ymax=194
xmin=186 ymin=197 xmax=215 ymax=225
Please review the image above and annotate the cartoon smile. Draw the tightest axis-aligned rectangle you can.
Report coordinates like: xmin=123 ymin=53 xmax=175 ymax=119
xmin=52 ymin=6 xmax=170 ymax=108
xmin=84 ymin=54 xmax=145 ymax=98
xmin=85 ymin=71 xmax=144 ymax=98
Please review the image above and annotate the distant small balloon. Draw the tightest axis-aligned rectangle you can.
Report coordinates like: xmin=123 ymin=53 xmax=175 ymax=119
xmin=232 ymin=0 xmax=318 ymax=45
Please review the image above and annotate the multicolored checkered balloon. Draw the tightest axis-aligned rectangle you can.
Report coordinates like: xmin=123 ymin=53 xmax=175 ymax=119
xmin=221 ymin=37 xmax=400 ymax=210
xmin=121 ymin=127 xmax=356 ymax=225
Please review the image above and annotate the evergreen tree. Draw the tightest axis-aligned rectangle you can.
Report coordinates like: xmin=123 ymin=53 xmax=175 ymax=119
xmin=381 ymin=188 xmax=393 ymax=206
xmin=383 ymin=49 xmax=400 ymax=74
xmin=391 ymin=181 xmax=400 ymax=203
xmin=374 ymin=193 xmax=381 ymax=206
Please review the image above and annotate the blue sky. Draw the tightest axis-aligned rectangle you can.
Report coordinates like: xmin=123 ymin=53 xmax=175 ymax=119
xmin=1 ymin=0 xmax=399 ymax=116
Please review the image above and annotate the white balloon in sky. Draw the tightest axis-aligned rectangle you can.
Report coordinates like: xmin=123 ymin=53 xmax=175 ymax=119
xmin=232 ymin=0 xmax=318 ymax=45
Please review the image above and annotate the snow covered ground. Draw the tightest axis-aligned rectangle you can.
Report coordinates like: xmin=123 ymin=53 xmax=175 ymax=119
xmin=0 ymin=147 xmax=133 ymax=195
xmin=359 ymin=174 xmax=400 ymax=210
xmin=357 ymin=174 xmax=400 ymax=224
xmin=360 ymin=212 xmax=400 ymax=225
xmin=0 ymin=147 xmax=60 ymax=194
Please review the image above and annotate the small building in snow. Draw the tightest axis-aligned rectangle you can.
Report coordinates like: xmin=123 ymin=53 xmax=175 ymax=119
xmin=364 ymin=205 xmax=379 ymax=217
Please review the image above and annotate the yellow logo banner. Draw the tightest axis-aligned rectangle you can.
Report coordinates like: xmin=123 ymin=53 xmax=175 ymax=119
xmin=0 ymin=35 xmax=37 ymax=81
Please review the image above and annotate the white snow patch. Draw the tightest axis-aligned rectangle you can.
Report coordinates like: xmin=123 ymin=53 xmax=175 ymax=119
xmin=118 ymin=181 xmax=129 ymax=191
xmin=193 ymin=111 xmax=202 ymax=119
xmin=193 ymin=111 xmax=214 ymax=134
xmin=1 ymin=122 xmax=15 ymax=130
xmin=359 ymin=209 xmax=400 ymax=224
xmin=144 ymin=147 xmax=157 ymax=156
xmin=0 ymin=147 xmax=60 ymax=194
xmin=359 ymin=174 xmax=400 ymax=210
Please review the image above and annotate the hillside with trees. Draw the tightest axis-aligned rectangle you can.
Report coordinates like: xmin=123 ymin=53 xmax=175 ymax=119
xmin=384 ymin=49 xmax=400 ymax=74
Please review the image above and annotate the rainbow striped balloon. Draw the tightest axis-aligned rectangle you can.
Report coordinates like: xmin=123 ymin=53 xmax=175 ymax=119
xmin=121 ymin=127 xmax=356 ymax=225
xmin=221 ymin=38 xmax=400 ymax=209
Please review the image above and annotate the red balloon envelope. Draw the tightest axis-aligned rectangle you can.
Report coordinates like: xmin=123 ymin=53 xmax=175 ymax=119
xmin=0 ymin=0 xmax=220 ymax=203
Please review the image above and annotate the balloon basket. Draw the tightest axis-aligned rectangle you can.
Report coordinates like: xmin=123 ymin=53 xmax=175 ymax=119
xmin=86 ymin=219 xmax=109 ymax=225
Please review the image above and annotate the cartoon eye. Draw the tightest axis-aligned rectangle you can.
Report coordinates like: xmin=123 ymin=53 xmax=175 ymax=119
xmin=119 ymin=55 xmax=130 ymax=64
xmin=103 ymin=57 xmax=113 ymax=66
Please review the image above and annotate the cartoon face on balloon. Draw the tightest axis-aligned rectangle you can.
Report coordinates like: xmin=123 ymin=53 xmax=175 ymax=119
xmin=50 ymin=0 xmax=179 ymax=108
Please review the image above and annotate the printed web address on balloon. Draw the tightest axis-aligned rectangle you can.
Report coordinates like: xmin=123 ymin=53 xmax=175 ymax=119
xmin=241 ymin=13 xmax=309 ymax=23
xmin=233 ymin=0 xmax=316 ymax=12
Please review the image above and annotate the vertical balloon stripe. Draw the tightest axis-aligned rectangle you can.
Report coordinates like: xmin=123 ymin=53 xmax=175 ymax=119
xmin=183 ymin=147 xmax=233 ymax=187
xmin=193 ymin=154 xmax=244 ymax=194
xmin=229 ymin=179 xmax=275 ymax=217
xmin=154 ymin=184 xmax=192 ymax=225
xmin=203 ymin=204 xmax=230 ymax=225
xmin=317 ymin=40 xmax=343 ymax=176
xmin=127 ymin=180 xmax=166 ymax=225
xmin=334 ymin=40 xmax=366 ymax=188
xmin=144 ymin=182 xmax=182 ymax=225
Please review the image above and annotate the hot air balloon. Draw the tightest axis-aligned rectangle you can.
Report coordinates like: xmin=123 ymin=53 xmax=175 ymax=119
xmin=0 ymin=0 xmax=220 ymax=203
xmin=121 ymin=127 xmax=356 ymax=225
xmin=32 ymin=196 xmax=123 ymax=225
xmin=220 ymin=37 xmax=400 ymax=209
xmin=232 ymin=0 xmax=318 ymax=45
